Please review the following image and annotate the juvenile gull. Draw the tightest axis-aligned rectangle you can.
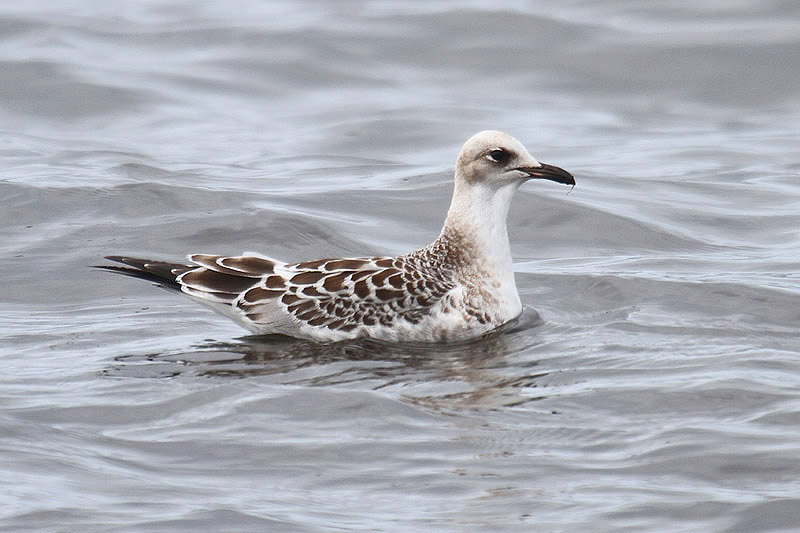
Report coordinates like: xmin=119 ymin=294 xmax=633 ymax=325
xmin=99 ymin=131 xmax=574 ymax=343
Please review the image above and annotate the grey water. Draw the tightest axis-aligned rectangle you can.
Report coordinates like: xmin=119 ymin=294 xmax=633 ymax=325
xmin=1 ymin=1 xmax=799 ymax=531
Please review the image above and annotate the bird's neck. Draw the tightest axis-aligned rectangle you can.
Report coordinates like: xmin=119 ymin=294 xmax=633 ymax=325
xmin=427 ymin=179 xmax=523 ymax=321
xmin=440 ymin=180 xmax=520 ymax=273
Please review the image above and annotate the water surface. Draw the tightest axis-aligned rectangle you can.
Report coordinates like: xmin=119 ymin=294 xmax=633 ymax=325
xmin=1 ymin=1 xmax=799 ymax=531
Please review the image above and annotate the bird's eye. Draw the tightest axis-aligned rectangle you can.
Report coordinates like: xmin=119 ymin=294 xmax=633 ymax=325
xmin=486 ymin=149 xmax=508 ymax=164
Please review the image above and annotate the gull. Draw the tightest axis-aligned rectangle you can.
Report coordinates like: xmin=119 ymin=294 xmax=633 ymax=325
xmin=99 ymin=131 xmax=574 ymax=343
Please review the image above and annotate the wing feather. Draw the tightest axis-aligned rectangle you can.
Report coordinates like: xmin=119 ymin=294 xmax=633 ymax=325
xmin=233 ymin=255 xmax=455 ymax=334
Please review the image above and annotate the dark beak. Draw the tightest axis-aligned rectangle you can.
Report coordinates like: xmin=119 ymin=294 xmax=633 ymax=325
xmin=516 ymin=163 xmax=575 ymax=187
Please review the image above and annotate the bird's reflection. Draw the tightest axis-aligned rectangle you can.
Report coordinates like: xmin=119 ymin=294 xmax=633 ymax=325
xmin=110 ymin=308 xmax=552 ymax=410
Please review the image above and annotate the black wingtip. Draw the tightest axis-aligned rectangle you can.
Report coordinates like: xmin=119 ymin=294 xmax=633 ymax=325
xmin=94 ymin=256 xmax=192 ymax=291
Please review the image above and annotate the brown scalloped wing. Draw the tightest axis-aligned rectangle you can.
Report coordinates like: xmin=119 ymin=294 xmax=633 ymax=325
xmin=180 ymin=269 xmax=260 ymax=303
xmin=189 ymin=254 xmax=275 ymax=278
xmin=239 ymin=257 xmax=455 ymax=331
xmin=178 ymin=254 xmax=280 ymax=305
